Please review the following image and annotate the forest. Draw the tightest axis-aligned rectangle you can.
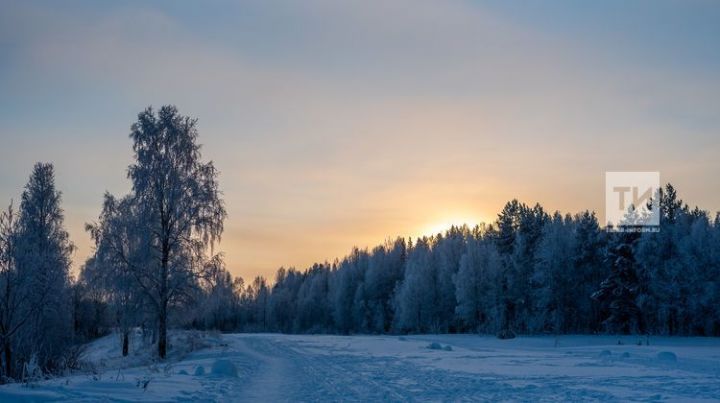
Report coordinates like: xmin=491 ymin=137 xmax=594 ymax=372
xmin=1 ymin=105 xmax=719 ymax=382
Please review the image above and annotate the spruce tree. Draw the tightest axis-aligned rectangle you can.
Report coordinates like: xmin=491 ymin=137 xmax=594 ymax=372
xmin=592 ymin=233 xmax=642 ymax=334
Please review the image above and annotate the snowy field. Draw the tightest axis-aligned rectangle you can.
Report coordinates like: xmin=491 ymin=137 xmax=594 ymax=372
xmin=0 ymin=333 xmax=719 ymax=402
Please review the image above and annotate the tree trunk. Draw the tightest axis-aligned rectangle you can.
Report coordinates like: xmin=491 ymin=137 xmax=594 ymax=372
xmin=158 ymin=302 xmax=167 ymax=359
xmin=158 ymin=235 xmax=169 ymax=360
xmin=122 ymin=331 xmax=129 ymax=357
xmin=4 ymin=340 xmax=12 ymax=379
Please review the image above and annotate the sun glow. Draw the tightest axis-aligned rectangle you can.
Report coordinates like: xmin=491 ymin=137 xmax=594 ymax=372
xmin=416 ymin=214 xmax=486 ymax=238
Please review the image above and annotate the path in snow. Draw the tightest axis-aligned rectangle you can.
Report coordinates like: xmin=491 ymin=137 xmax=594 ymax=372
xmin=226 ymin=336 xmax=297 ymax=401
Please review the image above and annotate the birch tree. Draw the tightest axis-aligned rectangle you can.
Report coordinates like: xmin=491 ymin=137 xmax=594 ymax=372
xmin=127 ymin=105 xmax=226 ymax=358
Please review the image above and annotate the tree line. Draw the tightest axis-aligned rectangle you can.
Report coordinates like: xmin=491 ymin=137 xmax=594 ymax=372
xmin=1 ymin=105 xmax=719 ymax=382
xmin=232 ymin=190 xmax=720 ymax=339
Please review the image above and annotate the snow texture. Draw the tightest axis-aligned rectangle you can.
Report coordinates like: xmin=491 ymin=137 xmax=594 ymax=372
xmin=0 ymin=333 xmax=718 ymax=402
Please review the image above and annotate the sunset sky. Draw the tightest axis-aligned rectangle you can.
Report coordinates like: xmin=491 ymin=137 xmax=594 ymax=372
xmin=1 ymin=0 xmax=719 ymax=281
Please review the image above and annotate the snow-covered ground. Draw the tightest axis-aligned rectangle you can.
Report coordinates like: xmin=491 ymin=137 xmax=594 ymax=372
xmin=1 ymin=333 xmax=719 ymax=402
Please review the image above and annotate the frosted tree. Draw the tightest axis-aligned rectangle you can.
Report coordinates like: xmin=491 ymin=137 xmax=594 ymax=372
xmin=454 ymin=236 xmax=500 ymax=333
xmin=592 ymin=233 xmax=642 ymax=334
xmin=492 ymin=200 xmax=523 ymax=338
xmin=195 ymin=256 xmax=240 ymax=331
xmin=634 ymin=184 xmax=696 ymax=335
xmin=363 ymin=238 xmax=406 ymax=332
xmin=70 ymin=275 xmax=110 ymax=344
xmin=707 ymin=214 xmax=720 ymax=335
xmin=435 ymin=226 xmax=468 ymax=332
xmin=0 ymin=202 xmax=28 ymax=379
xmin=681 ymin=213 xmax=716 ymax=335
xmin=532 ymin=212 xmax=576 ymax=334
xmin=268 ymin=268 xmax=303 ymax=332
xmin=572 ymin=211 xmax=606 ymax=332
xmin=351 ymin=280 xmax=370 ymax=333
xmin=329 ymin=249 xmax=367 ymax=333
xmin=296 ymin=264 xmax=331 ymax=332
xmin=513 ymin=203 xmax=548 ymax=333
xmin=493 ymin=200 xmax=548 ymax=338
xmin=393 ymin=238 xmax=437 ymax=333
xmin=84 ymin=194 xmax=148 ymax=356
xmin=127 ymin=105 xmax=226 ymax=358
xmin=244 ymin=276 xmax=270 ymax=331
xmin=213 ymin=194 xmax=720 ymax=336
xmin=12 ymin=163 xmax=74 ymax=373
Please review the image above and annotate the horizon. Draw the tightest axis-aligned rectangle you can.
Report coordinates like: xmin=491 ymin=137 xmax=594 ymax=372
xmin=2 ymin=0 xmax=719 ymax=281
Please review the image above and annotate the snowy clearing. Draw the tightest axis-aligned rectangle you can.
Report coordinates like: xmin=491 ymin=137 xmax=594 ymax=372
xmin=1 ymin=333 xmax=719 ymax=402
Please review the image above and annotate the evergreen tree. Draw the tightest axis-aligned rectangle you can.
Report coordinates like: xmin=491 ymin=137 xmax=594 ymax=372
xmin=493 ymin=200 xmax=523 ymax=338
xmin=572 ymin=211 xmax=606 ymax=332
xmin=592 ymin=233 xmax=642 ymax=334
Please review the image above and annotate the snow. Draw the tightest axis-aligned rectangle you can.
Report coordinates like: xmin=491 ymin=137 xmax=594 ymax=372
xmin=1 ymin=333 xmax=719 ymax=401
xmin=657 ymin=351 xmax=678 ymax=362
xmin=210 ymin=360 xmax=238 ymax=377
xmin=193 ymin=366 xmax=205 ymax=376
xmin=427 ymin=342 xmax=443 ymax=350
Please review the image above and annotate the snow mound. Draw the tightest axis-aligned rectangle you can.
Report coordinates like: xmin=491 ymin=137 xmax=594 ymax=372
xmin=211 ymin=360 xmax=238 ymax=377
xmin=427 ymin=342 xmax=453 ymax=351
xmin=620 ymin=352 xmax=630 ymax=358
xmin=657 ymin=351 xmax=677 ymax=362
xmin=178 ymin=369 xmax=189 ymax=375
xmin=80 ymin=329 xmax=222 ymax=372
xmin=194 ymin=365 xmax=206 ymax=376
xmin=598 ymin=350 xmax=612 ymax=359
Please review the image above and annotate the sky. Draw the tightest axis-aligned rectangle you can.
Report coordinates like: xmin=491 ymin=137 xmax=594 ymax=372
xmin=1 ymin=0 xmax=719 ymax=281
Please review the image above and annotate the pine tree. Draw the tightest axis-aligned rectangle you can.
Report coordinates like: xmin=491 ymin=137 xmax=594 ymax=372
xmin=493 ymin=200 xmax=523 ymax=339
xmin=592 ymin=233 xmax=642 ymax=334
xmin=573 ymin=211 xmax=606 ymax=333
xmin=492 ymin=200 xmax=548 ymax=337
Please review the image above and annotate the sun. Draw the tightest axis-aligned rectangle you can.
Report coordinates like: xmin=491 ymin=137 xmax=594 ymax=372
xmin=416 ymin=214 xmax=485 ymax=238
